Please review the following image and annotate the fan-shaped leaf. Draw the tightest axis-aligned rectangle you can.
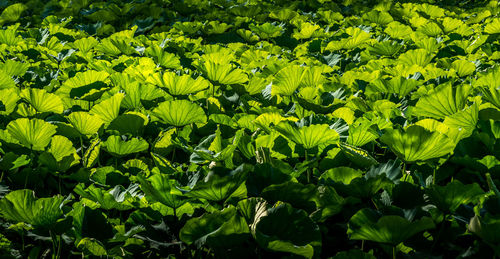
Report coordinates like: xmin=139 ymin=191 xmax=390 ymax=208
xmin=271 ymin=65 xmax=306 ymax=96
xmin=0 ymin=70 xmax=16 ymax=89
xmin=6 ymin=118 xmax=57 ymax=151
xmin=59 ymin=70 xmax=110 ymax=101
xmin=347 ymin=208 xmax=435 ymax=245
xmin=186 ymin=164 xmax=250 ymax=202
xmin=103 ymin=136 xmax=149 ymax=157
xmin=398 ymin=49 xmax=434 ymax=67
xmin=67 ymin=112 xmax=103 ymax=136
xmin=413 ymin=83 xmax=471 ymax=119
xmin=152 ymin=100 xmax=207 ymax=127
xmin=252 ymin=203 xmax=321 ymax=259
xmin=380 ymin=125 xmax=456 ymax=163
xmin=180 ymin=206 xmax=249 ymax=248
xmin=451 ymin=60 xmax=476 ymax=77
xmin=89 ymin=93 xmax=125 ymax=125
xmin=426 ymin=180 xmax=484 ymax=213
xmin=137 ymin=172 xmax=186 ymax=209
xmin=0 ymin=88 xmax=19 ymax=115
xmin=20 ymin=88 xmax=64 ymax=114
xmin=0 ymin=189 xmax=65 ymax=227
xmin=147 ymin=71 xmax=209 ymax=95
xmin=274 ymin=122 xmax=339 ymax=149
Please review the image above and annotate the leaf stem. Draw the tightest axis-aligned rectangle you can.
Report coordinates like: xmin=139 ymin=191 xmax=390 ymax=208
xmin=432 ymin=167 xmax=436 ymax=185
xmin=392 ymin=246 xmax=396 ymax=259
xmin=79 ymin=136 xmax=84 ymax=165
xmin=305 ymin=149 xmax=310 ymax=184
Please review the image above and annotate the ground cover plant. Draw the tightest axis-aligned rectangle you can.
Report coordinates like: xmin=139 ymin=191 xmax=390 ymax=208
xmin=0 ymin=0 xmax=500 ymax=258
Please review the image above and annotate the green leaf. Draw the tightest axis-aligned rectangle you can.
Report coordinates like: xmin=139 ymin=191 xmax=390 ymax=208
xmin=0 ymin=88 xmax=19 ymax=115
xmin=261 ymin=182 xmax=319 ymax=212
xmin=6 ymin=118 xmax=57 ymax=151
xmin=426 ymin=180 xmax=484 ymax=213
xmin=347 ymin=120 xmax=379 ymax=146
xmin=398 ymin=49 xmax=434 ymax=67
xmin=148 ymin=71 xmax=209 ymax=95
xmin=186 ymin=164 xmax=250 ymax=202
xmin=58 ymin=70 xmax=110 ymax=101
xmin=339 ymin=143 xmax=379 ymax=167
xmin=332 ymin=250 xmax=376 ymax=259
xmin=413 ymin=83 xmax=471 ymax=119
xmin=485 ymin=18 xmax=500 ymax=34
xmin=274 ymin=122 xmax=339 ymax=150
xmin=0 ymin=189 xmax=65 ymax=227
xmin=320 ymin=167 xmax=364 ymax=185
xmin=73 ymin=184 xmax=137 ymax=210
xmin=83 ymin=138 xmax=100 ymax=168
xmin=89 ymin=93 xmax=125 ymax=125
xmin=0 ymin=3 xmax=27 ymax=24
xmin=380 ymin=125 xmax=456 ymax=163
xmin=137 ymin=172 xmax=186 ymax=209
xmin=67 ymin=112 xmax=103 ymax=137
xmin=347 ymin=208 xmax=435 ymax=245
xmin=252 ymin=203 xmax=321 ymax=259
xmin=198 ymin=60 xmax=248 ymax=85
xmin=271 ymin=65 xmax=306 ymax=96
xmin=468 ymin=214 xmax=500 ymax=255
xmin=443 ymin=101 xmax=479 ymax=140
xmin=179 ymin=206 xmax=249 ymax=248
xmin=0 ymin=60 xmax=28 ymax=77
xmin=451 ymin=60 xmax=476 ymax=77
xmin=108 ymin=112 xmax=148 ymax=136
xmin=39 ymin=135 xmax=80 ymax=171
xmin=152 ymin=100 xmax=207 ymax=127
xmin=103 ymin=135 xmax=149 ymax=157
xmin=77 ymin=238 xmax=107 ymax=256
xmin=20 ymin=88 xmax=64 ymax=114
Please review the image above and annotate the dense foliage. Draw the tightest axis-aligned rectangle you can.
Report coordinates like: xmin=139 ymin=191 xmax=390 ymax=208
xmin=1 ymin=0 xmax=500 ymax=258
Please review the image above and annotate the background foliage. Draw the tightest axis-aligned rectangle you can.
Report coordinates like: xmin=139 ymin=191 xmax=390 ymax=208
xmin=0 ymin=0 xmax=500 ymax=258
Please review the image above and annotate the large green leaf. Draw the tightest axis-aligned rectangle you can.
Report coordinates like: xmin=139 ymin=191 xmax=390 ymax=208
xmin=347 ymin=208 xmax=435 ymax=245
xmin=198 ymin=60 xmax=248 ymax=85
xmin=0 ymin=189 xmax=65 ymax=227
xmin=380 ymin=125 xmax=456 ymax=163
xmin=137 ymin=172 xmax=186 ymax=209
xmin=0 ymin=88 xmax=19 ymax=115
xmin=252 ymin=203 xmax=321 ymax=259
xmin=103 ymin=135 xmax=149 ymax=157
xmin=271 ymin=65 xmax=306 ymax=96
xmin=89 ymin=92 xmax=125 ymax=125
xmin=398 ymin=49 xmax=434 ymax=67
xmin=413 ymin=83 xmax=471 ymax=119
xmin=38 ymin=135 xmax=80 ymax=171
xmin=6 ymin=118 xmax=57 ymax=151
xmin=451 ymin=60 xmax=476 ymax=77
xmin=186 ymin=164 xmax=250 ymax=202
xmin=152 ymin=100 xmax=207 ymax=127
xmin=0 ymin=70 xmax=15 ymax=89
xmin=179 ymin=206 xmax=249 ymax=248
xmin=0 ymin=3 xmax=26 ymax=24
xmin=58 ymin=70 xmax=110 ymax=101
xmin=73 ymin=184 xmax=138 ymax=210
xmin=20 ymin=88 xmax=64 ymax=114
xmin=426 ymin=180 xmax=484 ymax=213
xmin=474 ymin=67 xmax=500 ymax=109
xmin=67 ymin=112 xmax=103 ymax=137
xmin=108 ymin=112 xmax=148 ymax=136
xmin=347 ymin=119 xmax=379 ymax=146
xmin=147 ymin=71 xmax=209 ymax=95
xmin=76 ymin=238 xmax=107 ymax=256
xmin=261 ymin=182 xmax=319 ymax=212
xmin=274 ymin=122 xmax=339 ymax=150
